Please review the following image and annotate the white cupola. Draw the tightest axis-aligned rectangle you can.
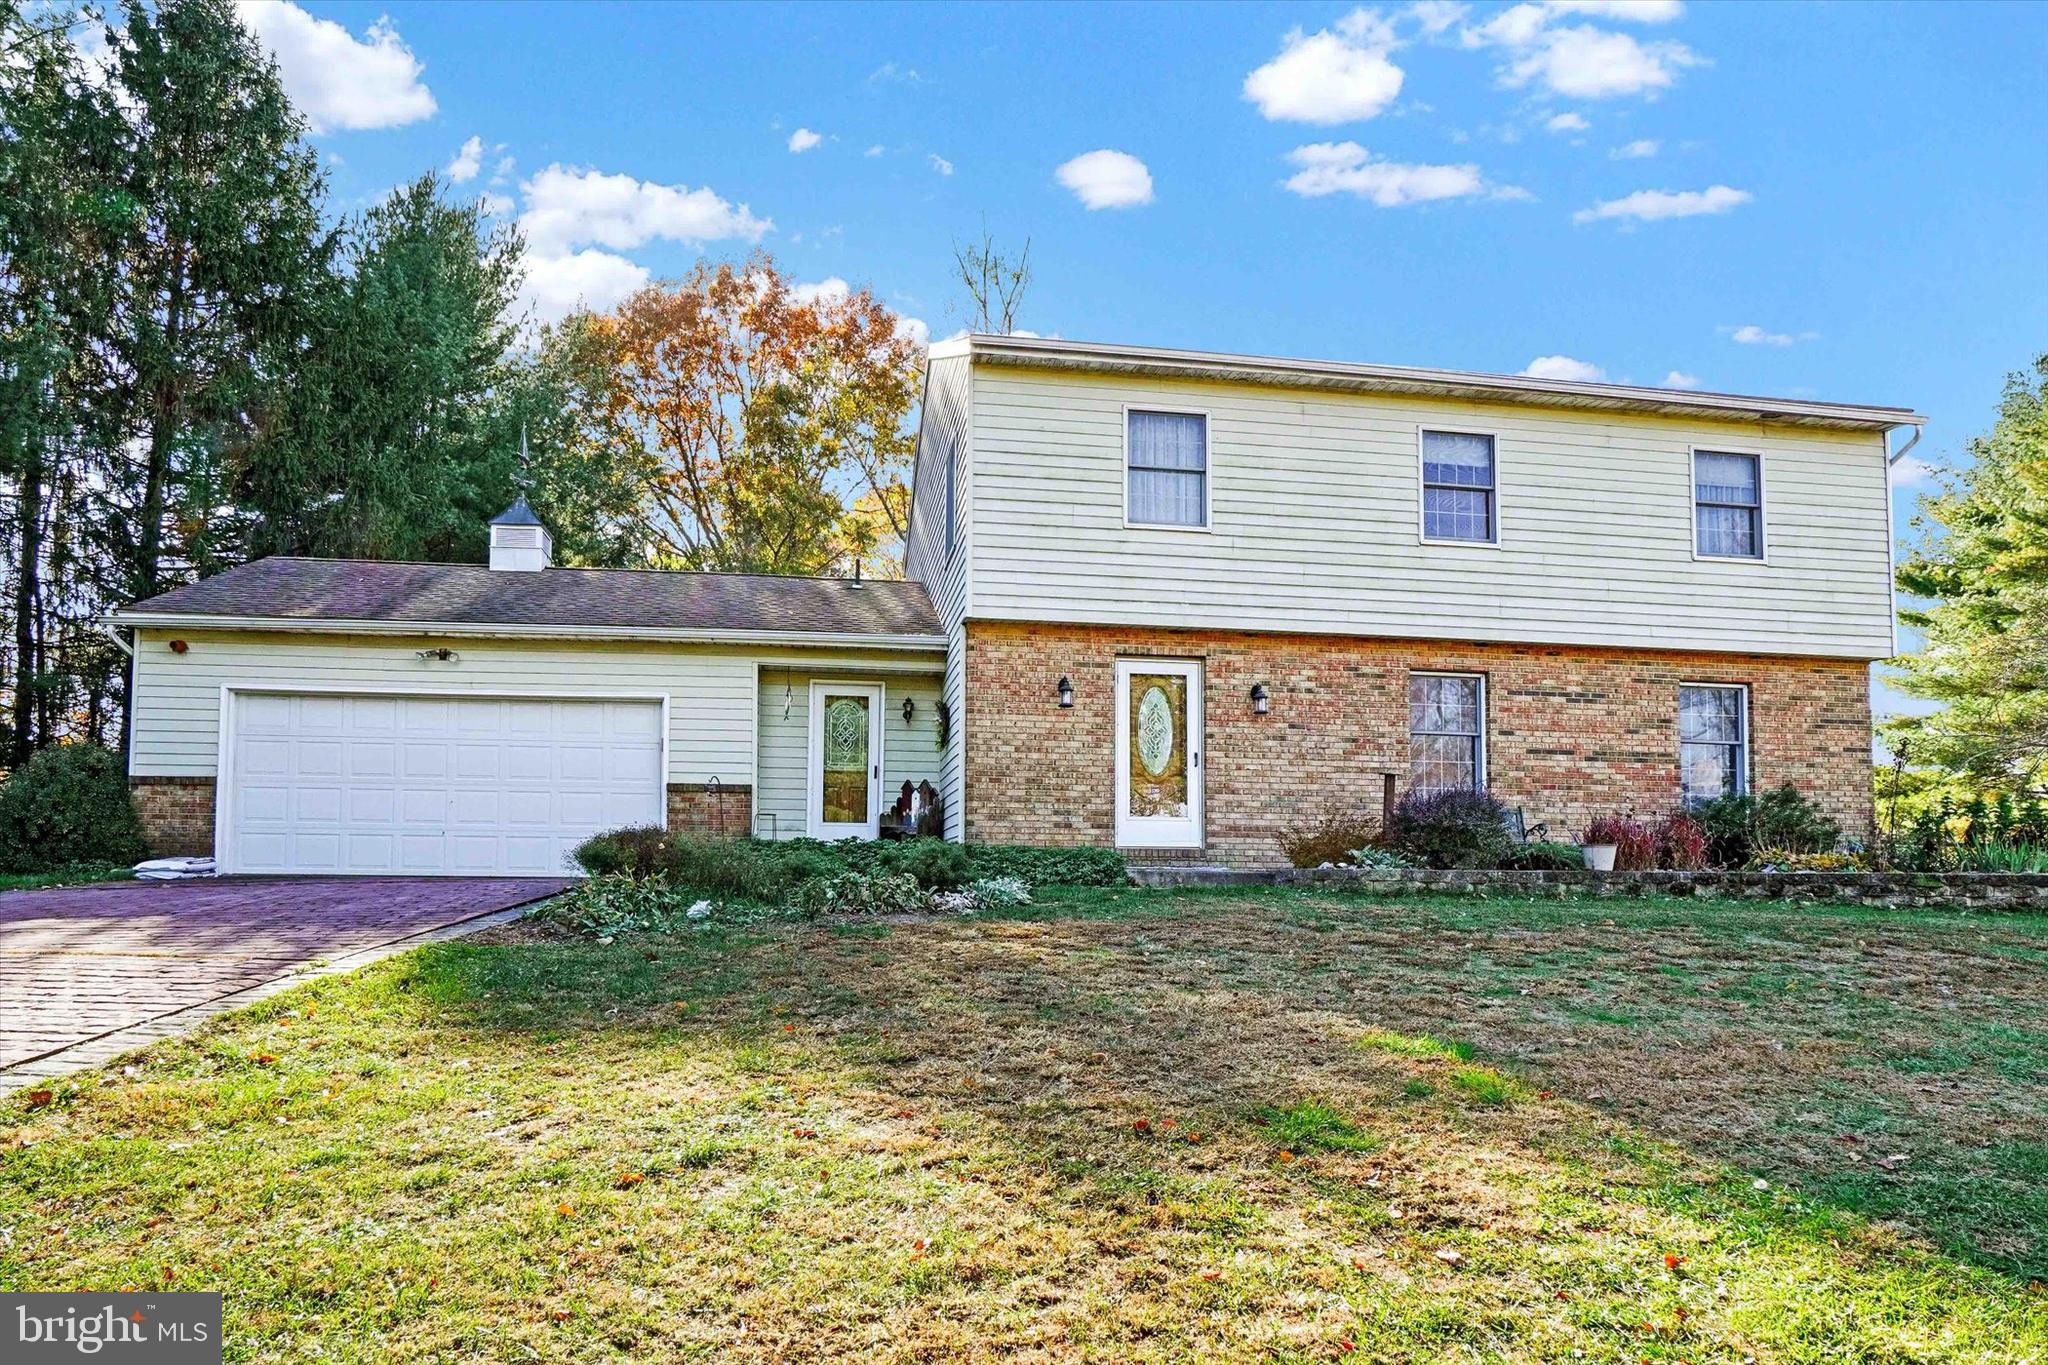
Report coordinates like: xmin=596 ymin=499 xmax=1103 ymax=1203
xmin=488 ymin=494 xmax=552 ymax=572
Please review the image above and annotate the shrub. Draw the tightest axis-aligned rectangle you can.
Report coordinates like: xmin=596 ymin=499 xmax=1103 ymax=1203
xmin=964 ymin=843 xmax=1129 ymax=886
xmin=964 ymin=875 xmax=1032 ymax=909
xmin=1279 ymin=805 xmax=1382 ymax=868
xmin=1655 ymin=813 xmax=1709 ymax=871
xmin=1748 ymin=848 xmax=1872 ymax=872
xmin=878 ymin=837 xmax=972 ymax=890
xmin=1347 ymin=844 xmax=1413 ymax=870
xmin=1500 ymin=840 xmax=1582 ymax=871
xmin=570 ymin=825 xmax=668 ymax=878
xmin=0 ymin=744 xmax=148 ymax=873
xmin=1692 ymin=785 xmax=1841 ymax=868
xmin=543 ymin=875 xmax=697 ymax=937
xmin=1583 ymin=815 xmax=1658 ymax=871
xmin=793 ymin=870 xmax=927 ymax=918
xmin=1956 ymin=841 xmax=2048 ymax=873
xmin=1385 ymin=788 xmax=1511 ymax=869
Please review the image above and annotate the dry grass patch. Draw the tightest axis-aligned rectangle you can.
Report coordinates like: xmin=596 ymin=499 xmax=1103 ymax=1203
xmin=1 ymin=887 xmax=2044 ymax=1361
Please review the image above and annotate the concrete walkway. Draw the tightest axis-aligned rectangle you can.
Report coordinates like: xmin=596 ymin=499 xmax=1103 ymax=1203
xmin=0 ymin=877 xmax=567 ymax=1096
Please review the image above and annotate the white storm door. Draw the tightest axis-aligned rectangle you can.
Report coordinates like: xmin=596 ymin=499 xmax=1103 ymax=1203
xmin=1114 ymin=660 xmax=1204 ymax=849
xmin=227 ymin=692 xmax=664 ymax=876
xmin=807 ymin=682 xmax=884 ymax=839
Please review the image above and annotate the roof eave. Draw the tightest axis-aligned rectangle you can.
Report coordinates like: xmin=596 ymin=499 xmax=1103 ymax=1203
xmin=107 ymin=611 xmax=948 ymax=652
xmin=962 ymin=334 xmax=1924 ymax=433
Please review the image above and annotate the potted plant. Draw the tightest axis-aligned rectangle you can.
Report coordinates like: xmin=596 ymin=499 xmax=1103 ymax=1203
xmin=1580 ymin=815 xmax=1621 ymax=872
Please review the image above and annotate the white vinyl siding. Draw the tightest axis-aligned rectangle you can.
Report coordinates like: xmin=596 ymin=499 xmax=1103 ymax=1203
xmin=1409 ymin=672 xmax=1485 ymax=792
xmin=755 ymin=667 xmax=944 ymax=840
xmin=1679 ymin=683 xmax=1748 ymax=804
xmin=966 ymin=366 xmax=1894 ymax=659
xmin=1125 ymin=410 xmax=1208 ymax=528
xmin=1420 ymin=430 xmax=1496 ymax=544
xmin=128 ymin=629 xmax=941 ymax=790
xmin=901 ymin=351 xmax=974 ymax=838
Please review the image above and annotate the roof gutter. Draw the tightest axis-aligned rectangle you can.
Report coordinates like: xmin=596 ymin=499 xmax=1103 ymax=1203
xmin=964 ymin=334 xmax=1926 ymax=432
xmin=104 ymin=611 xmax=948 ymax=652
xmin=1885 ymin=424 xmax=1923 ymax=468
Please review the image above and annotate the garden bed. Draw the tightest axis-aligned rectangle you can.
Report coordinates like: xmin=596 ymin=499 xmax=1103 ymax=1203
xmin=1134 ymin=865 xmax=2048 ymax=909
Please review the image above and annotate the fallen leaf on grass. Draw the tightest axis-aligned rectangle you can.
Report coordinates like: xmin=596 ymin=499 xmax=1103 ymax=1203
xmin=556 ymin=1203 xmax=576 ymax=1218
xmin=790 ymin=1128 xmax=818 ymax=1139
xmin=250 ymin=1053 xmax=278 ymax=1065
xmin=1665 ymin=1254 xmax=1687 ymax=1271
xmin=24 ymin=1089 xmax=53 ymax=1109
xmin=1132 ymin=1118 xmax=1151 ymax=1133
xmin=615 ymin=1172 xmax=645 ymax=1189
xmin=1435 ymin=1249 xmax=1465 ymax=1267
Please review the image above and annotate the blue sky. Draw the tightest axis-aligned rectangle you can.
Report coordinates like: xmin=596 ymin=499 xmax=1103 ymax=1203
xmin=231 ymin=0 xmax=2045 ymax=710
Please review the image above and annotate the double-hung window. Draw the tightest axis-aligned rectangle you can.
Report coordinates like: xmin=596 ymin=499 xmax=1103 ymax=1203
xmin=1421 ymin=430 xmax=1497 ymax=543
xmin=1126 ymin=410 xmax=1208 ymax=528
xmin=1409 ymin=673 xmax=1486 ymax=792
xmin=1694 ymin=451 xmax=1763 ymax=559
xmin=1679 ymin=684 xmax=1747 ymax=804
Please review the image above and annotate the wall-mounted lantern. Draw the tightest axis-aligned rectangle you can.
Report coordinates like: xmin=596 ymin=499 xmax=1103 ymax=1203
xmin=901 ymin=696 xmax=916 ymax=723
xmin=1250 ymin=682 xmax=1270 ymax=715
xmin=1057 ymin=675 xmax=1075 ymax=708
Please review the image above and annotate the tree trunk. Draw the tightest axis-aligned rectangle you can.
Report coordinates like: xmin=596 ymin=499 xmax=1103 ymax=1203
xmin=10 ymin=443 xmax=45 ymax=765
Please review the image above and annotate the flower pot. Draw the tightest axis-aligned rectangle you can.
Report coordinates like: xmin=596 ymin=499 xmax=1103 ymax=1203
xmin=1582 ymin=843 xmax=1618 ymax=872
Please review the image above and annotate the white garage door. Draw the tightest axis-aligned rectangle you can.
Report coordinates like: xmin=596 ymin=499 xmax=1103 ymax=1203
xmin=227 ymin=693 xmax=664 ymax=876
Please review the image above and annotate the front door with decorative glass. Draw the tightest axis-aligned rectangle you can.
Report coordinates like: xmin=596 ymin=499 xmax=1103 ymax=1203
xmin=808 ymin=682 xmax=884 ymax=838
xmin=1114 ymin=659 xmax=1204 ymax=848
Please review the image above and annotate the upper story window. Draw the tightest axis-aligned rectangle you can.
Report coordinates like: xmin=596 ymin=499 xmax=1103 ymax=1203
xmin=1679 ymin=683 xmax=1747 ymax=804
xmin=1409 ymin=672 xmax=1486 ymax=792
xmin=1694 ymin=450 xmax=1763 ymax=559
xmin=1420 ymin=430 xmax=1496 ymax=543
xmin=1126 ymin=410 xmax=1208 ymax=528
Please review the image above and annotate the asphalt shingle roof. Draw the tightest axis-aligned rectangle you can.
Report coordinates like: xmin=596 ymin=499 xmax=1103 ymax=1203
xmin=119 ymin=558 xmax=942 ymax=639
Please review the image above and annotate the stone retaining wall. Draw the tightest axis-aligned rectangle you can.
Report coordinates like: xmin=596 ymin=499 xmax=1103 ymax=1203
xmin=1129 ymin=864 xmax=2048 ymax=911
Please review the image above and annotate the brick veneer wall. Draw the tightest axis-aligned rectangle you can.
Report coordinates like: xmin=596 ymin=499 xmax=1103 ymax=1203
xmin=130 ymin=776 xmax=216 ymax=857
xmin=667 ymin=783 xmax=753 ymax=840
xmin=963 ymin=621 xmax=1873 ymax=868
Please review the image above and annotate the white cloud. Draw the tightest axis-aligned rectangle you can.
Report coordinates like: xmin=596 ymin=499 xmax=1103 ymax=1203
xmin=491 ymin=155 xmax=516 ymax=185
xmin=1522 ymin=354 xmax=1605 ymax=381
xmin=1545 ymin=111 xmax=1590 ymax=131
xmin=479 ymin=192 xmax=514 ymax=217
xmin=867 ymin=61 xmax=923 ymax=84
xmin=1055 ymin=149 xmax=1155 ymax=209
xmin=1572 ymin=183 xmax=1750 ymax=223
xmin=1282 ymin=141 xmax=1500 ymax=206
xmin=232 ymin=2 xmax=435 ymax=132
xmin=1463 ymin=3 xmax=1698 ymax=100
xmin=446 ymin=135 xmax=484 ymax=183
xmin=1722 ymin=323 xmax=1815 ymax=347
xmin=517 ymin=165 xmax=771 ymax=255
xmin=1406 ymin=1 xmax=1470 ymax=36
xmin=865 ymin=144 xmax=886 ymax=157
xmin=1661 ymin=369 xmax=1701 ymax=388
xmin=1610 ymin=137 xmax=1659 ymax=158
xmin=1547 ymin=0 xmax=1684 ymax=20
xmin=518 ymin=249 xmax=649 ymax=325
xmin=1244 ymin=10 xmax=1406 ymax=124
xmin=1889 ymin=454 xmax=1938 ymax=488
xmin=787 ymin=127 xmax=822 ymax=153
xmin=928 ymin=153 xmax=954 ymax=176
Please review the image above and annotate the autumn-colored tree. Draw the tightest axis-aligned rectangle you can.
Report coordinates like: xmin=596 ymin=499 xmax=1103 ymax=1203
xmin=570 ymin=255 xmax=922 ymax=577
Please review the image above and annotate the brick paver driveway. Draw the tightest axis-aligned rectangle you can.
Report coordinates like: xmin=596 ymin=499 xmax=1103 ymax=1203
xmin=0 ymin=878 xmax=567 ymax=1084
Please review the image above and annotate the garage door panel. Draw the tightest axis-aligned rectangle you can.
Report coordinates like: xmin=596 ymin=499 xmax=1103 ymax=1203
xmin=230 ymin=693 xmax=663 ymax=876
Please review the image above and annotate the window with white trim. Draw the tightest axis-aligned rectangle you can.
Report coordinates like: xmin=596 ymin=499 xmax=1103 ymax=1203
xmin=1679 ymin=684 xmax=1747 ymax=804
xmin=1126 ymin=410 xmax=1207 ymax=527
xmin=1409 ymin=672 xmax=1485 ymax=792
xmin=1421 ymin=430 xmax=1496 ymax=543
xmin=1694 ymin=451 xmax=1762 ymax=558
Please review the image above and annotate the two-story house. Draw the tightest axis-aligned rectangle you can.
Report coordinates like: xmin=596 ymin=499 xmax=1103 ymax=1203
xmin=110 ymin=336 xmax=1918 ymax=875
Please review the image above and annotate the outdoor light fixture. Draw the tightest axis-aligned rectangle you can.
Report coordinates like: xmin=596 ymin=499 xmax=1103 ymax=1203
xmin=902 ymin=696 xmax=916 ymax=723
xmin=416 ymin=646 xmax=458 ymax=663
xmin=1250 ymin=682 xmax=1270 ymax=715
xmin=1057 ymin=675 xmax=1075 ymax=708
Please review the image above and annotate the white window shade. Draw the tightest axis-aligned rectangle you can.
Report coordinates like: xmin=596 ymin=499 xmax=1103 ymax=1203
xmin=1127 ymin=411 xmax=1207 ymax=527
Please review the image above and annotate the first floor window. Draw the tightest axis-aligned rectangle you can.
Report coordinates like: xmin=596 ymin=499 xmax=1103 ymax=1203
xmin=1127 ymin=410 xmax=1208 ymax=527
xmin=1410 ymin=672 xmax=1485 ymax=792
xmin=1679 ymin=684 xmax=1747 ymax=804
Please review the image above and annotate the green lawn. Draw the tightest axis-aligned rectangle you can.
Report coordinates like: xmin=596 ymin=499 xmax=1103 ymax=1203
xmin=4 ymin=887 xmax=2046 ymax=1361
xmin=0 ymin=863 xmax=133 ymax=892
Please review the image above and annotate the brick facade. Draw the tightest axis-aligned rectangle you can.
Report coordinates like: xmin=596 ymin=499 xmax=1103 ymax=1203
xmin=963 ymin=621 xmax=1873 ymax=868
xmin=130 ymin=776 xmax=216 ymax=858
xmin=667 ymin=782 xmax=754 ymax=840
